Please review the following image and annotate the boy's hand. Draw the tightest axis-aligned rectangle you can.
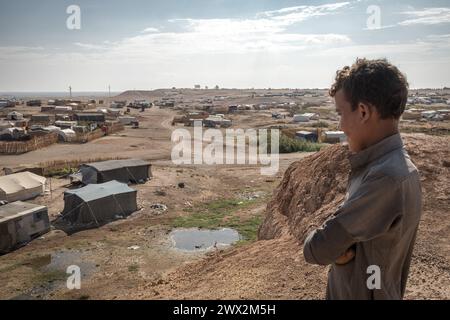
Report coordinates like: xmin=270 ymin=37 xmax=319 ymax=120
xmin=335 ymin=248 xmax=356 ymax=265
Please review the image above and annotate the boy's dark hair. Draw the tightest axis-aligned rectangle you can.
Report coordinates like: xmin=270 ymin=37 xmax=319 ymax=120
xmin=329 ymin=58 xmax=409 ymax=119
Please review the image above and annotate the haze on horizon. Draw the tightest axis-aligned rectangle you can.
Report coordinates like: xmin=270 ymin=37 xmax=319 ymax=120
xmin=0 ymin=0 xmax=449 ymax=92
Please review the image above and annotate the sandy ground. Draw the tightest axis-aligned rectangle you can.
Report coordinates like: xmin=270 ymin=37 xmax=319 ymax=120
xmin=0 ymin=94 xmax=448 ymax=300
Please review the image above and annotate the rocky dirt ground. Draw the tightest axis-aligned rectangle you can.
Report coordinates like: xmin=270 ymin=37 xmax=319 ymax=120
xmin=0 ymin=100 xmax=448 ymax=300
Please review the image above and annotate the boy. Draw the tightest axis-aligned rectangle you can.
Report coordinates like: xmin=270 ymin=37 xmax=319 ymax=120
xmin=303 ymin=58 xmax=422 ymax=300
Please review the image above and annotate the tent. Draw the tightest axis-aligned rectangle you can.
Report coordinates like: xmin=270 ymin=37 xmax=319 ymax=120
xmin=293 ymin=113 xmax=319 ymax=122
xmin=0 ymin=201 xmax=50 ymax=254
xmin=74 ymin=113 xmax=105 ymax=123
xmin=58 ymin=181 xmax=137 ymax=229
xmin=30 ymin=114 xmax=51 ymax=125
xmin=6 ymin=111 xmax=23 ymax=121
xmin=323 ymin=131 xmax=347 ymax=144
xmin=295 ymin=131 xmax=318 ymax=142
xmin=0 ymin=127 xmax=26 ymax=141
xmin=78 ymin=159 xmax=152 ymax=184
xmin=0 ymin=172 xmax=46 ymax=202
xmin=54 ymin=128 xmax=76 ymax=142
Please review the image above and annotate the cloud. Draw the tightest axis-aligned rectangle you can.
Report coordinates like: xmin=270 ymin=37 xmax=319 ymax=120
xmin=73 ymin=42 xmax=106 ymax=50
xmin=141 ymin=27 xmax=160 ymax=33
xmin=73 ymin=2 xmax=352 ymax=59
xmin=257 ymin=2 xmax=350 ymax=20
xmin=399 ymin=7 xmax=450 ymax=26
xmin=0 ymin=46 xmax=45 ymax=61
xmin=316 ymin=34 xmax=450 ymax=61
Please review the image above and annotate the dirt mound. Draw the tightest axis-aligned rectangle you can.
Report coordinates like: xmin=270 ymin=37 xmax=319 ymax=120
xmin=258 ymin=143 xmax=350 ymax=242
xmin=259 ymin=134 xmax=449 ymax=244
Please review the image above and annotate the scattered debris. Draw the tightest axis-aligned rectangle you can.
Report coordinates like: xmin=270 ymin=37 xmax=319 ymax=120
xmin=127 ymin=245 xmax=140 ymax=250
xmin=237 ymin=191 xmax=265 ymax=201
xmin=154 ymin=189 xmax=167 ymax=196
xmin=149 ymin=203 xmax=168 ymax=214
xmin=178 ymin=182 xmax=185 ymax=188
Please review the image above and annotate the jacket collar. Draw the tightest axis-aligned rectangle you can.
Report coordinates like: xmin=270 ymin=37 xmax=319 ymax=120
xmin=349 ymin=133 xmax=404 ymax=170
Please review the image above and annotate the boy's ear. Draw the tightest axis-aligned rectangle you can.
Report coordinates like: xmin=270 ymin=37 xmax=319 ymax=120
xmin=357 ymin=102 xmax=372 ymax=122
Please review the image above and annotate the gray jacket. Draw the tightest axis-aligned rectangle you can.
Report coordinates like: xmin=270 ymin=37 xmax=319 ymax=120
xmin=303 ymin=133 xmax=422 ymax=300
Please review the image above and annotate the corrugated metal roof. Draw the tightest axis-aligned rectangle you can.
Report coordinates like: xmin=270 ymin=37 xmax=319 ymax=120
xmin=64 ymin=180 xmax=135 ymax=202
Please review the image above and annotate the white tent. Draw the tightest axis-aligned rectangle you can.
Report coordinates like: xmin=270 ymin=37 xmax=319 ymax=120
xmin=0 ymin=172 xmax=46 ymax=202
xmin=293 ymin=113 xmax=319 ymax=122
xmin=58 ymin=128 xmax=76 ymax=142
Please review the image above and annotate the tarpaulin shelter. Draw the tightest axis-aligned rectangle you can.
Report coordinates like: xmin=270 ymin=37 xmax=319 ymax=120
xmin=74 ymin=113 xmax=105 ymax=123
xmin=0 ymin=172 xmax=46 ymax=202
xmin=77 ymin=159 xmax=152 ymax=184
xmin=0 ymin=201 xmax=50 ymax=254
xmin=58 ymin=181 xmax=137 ymax=229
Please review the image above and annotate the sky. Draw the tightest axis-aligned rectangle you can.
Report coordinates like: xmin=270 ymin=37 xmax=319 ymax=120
xmin=0 ymin=0 xmax=449 ymax=91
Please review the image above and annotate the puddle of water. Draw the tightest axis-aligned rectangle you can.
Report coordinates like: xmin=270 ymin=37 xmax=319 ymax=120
xmin=170 ymin=228 xmax=240 ymax=251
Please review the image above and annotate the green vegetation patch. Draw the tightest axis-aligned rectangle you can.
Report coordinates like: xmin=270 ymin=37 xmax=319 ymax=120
xmin=171 ymin=197 xmax=265 ymax=243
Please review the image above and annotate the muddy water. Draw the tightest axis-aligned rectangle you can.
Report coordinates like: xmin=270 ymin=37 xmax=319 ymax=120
xmin=170 ymin=228 xmax=240 ymax=251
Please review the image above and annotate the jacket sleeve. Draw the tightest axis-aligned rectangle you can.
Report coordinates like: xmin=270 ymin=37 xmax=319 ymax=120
xmin=303 ymin=173 xmax=403 ymax=265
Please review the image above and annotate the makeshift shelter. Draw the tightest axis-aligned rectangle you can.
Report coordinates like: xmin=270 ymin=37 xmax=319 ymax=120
xmin=0 ymin=172 xmax=46 ymax=202
xmin=74 ymin=113 xmax=105 ymax=123
xmin=55 ymin=106 xmax=72 ymax=112
xmin=295 ymin=131 xmax=318 ymax=142
xmin=323 ymin=131 xmax=347 ymax=144
xmin=30 ymin=114 xmax=51 ymax=125
xmin=118 ymin=116 xmax=137 ymax=125
xmin=0 ymin=201 xmax=50 ymax=254
xmin=6 ymin=111 xmax=23 ymax=121
xmin=56 ymin=128 xmax=76 ymax=142
xmin=0 ymin=100 xmax=16 ymax=109
xmin=40 ymin=106 xmax=56 ymax=112
xmin=77 ymin=159 xmax=152 ymax=184
xmin=203 ymin=116 xmax=232 ymax=128
xmin=0 ymin=127 xmax=28 ymax=141
xmin=0 ymin=201 xmax=50 ymax=253
xmin=55 ymin=120 xmax=77 ymax=129
xmin=293 ymin=113 xmax=319 ymax=122
xmin=58 ymin=181 xmax=137 ymax=228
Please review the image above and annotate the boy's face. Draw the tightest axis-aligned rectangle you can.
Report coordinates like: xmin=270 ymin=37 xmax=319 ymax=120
xmin=334 ymin=89 xmax=366 ymax=152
